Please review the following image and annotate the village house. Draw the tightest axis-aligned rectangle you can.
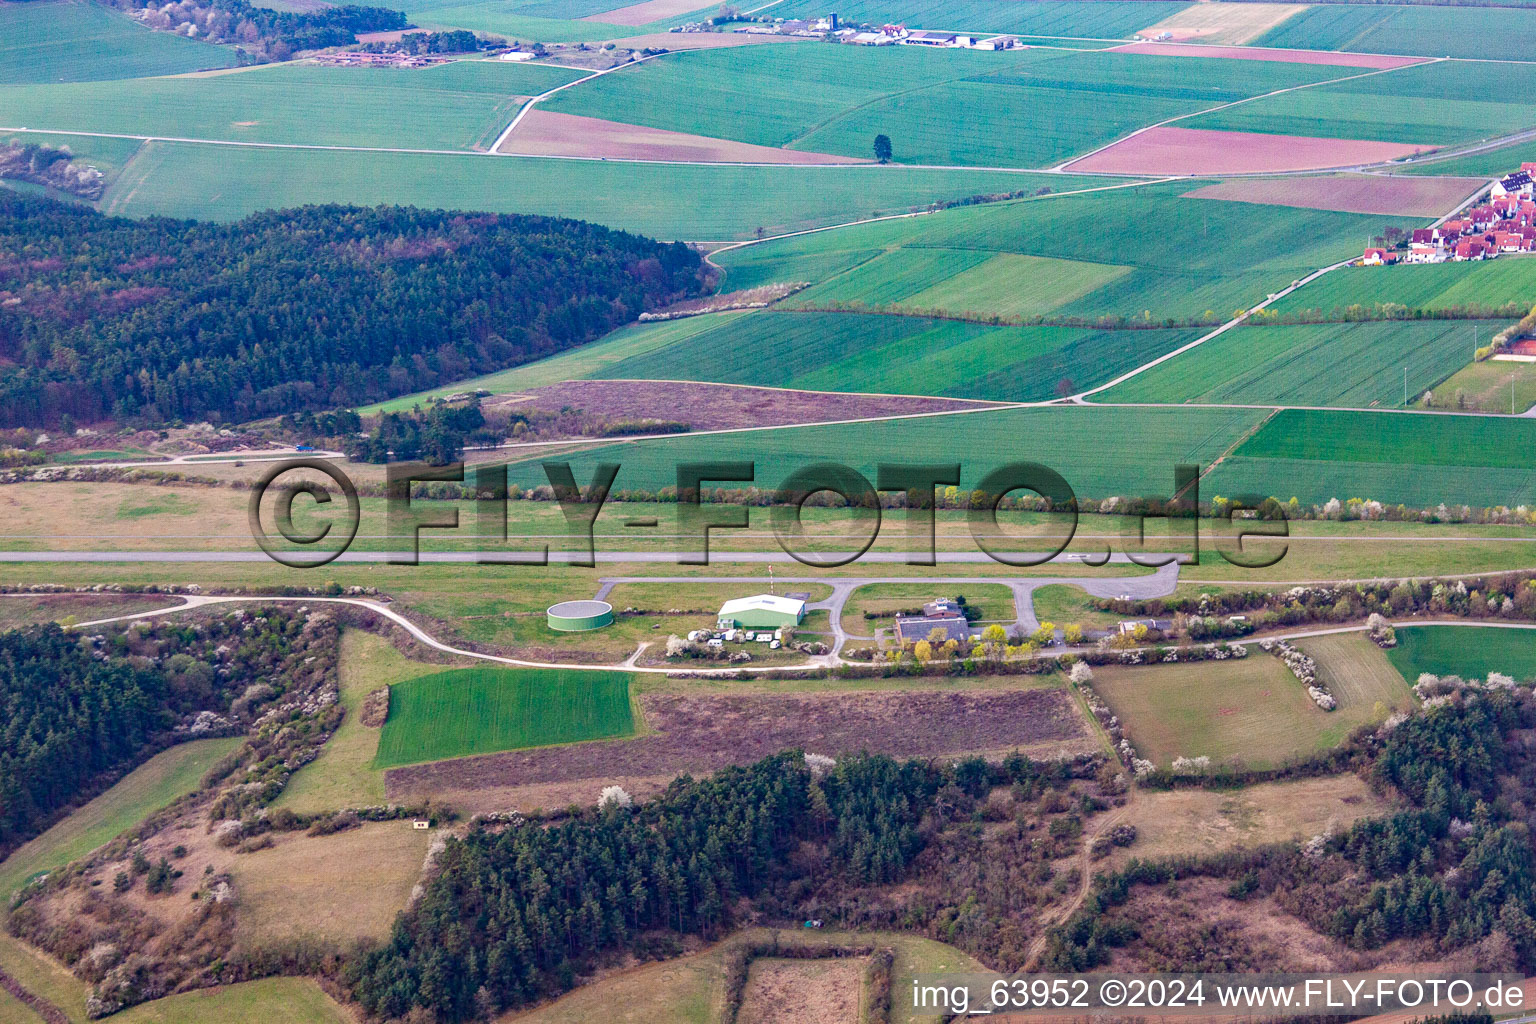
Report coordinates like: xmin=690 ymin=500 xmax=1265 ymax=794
xmin=1366 ymin=166 xmax=1536 ymax=264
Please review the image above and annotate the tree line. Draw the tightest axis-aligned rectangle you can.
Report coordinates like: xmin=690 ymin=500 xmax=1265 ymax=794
xmin=343 ymin=751 xmax=1072 ymax=1022
xmin=0 ymin=610 xmax=329 ymax=858
xmin=0 ymin=195 xmax=704 ymax=429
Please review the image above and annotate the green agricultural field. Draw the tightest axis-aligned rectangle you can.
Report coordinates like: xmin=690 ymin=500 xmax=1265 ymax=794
xmin=1189 ymin=59 xmax=1536 ymax=148
xmin=374 ymin=667 xmax=636 ymax=767
xmin=1256 ymin=3 xmax=1536 ymax=62
xmin=0 ymin=737 xmax=241 ymax=900
xmin=1388 ymin=625 xmax=1536 ymax=683
xmin=1272 ymin=261 xmax=1536 ymax=318
xmin=498 ymin=403 xmax=1263 ymax=499
xmin=1206 ymin=407 xmax=1536 ymax=507
xmin=100 ymin=140 xmax=1065 ymax=239
xmin=789 ymin=248 xmax=1134 ymax=318
xmin=1429 ymin=358 xmax=1536 ymax=415
xmin=0 ymin=0 xmax=236 ymax=84
xmin=901 ymin=252 xmax=1133 ymax=316
xmin=1235 ymin=407 xmax=1536 ymax=468
xmin=1092 ymin=656 xmax=1354 ymax=768
xmin=768 ymin=0 xmax=1192 ymax=38
xmin=1101 ymin=319 xmax=1509 ymax=408
xmin=586 ymin=308 xmax=1206 ymax=401
xmin=545 ymin=45 xmax=1347 ymax=167
xmin=0 ymin=59 xmax=583 ymax=151
xmin=716 ymin=181 xmax=1426 ymax=321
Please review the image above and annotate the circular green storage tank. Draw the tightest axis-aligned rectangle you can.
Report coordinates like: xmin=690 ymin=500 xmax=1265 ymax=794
xmin=547 ymin=600 xmax=614 ymax=632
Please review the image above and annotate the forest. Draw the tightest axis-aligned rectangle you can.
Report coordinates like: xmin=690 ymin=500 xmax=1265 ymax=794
xmin=106 ymin=0 xmax=408 ymax=60
xmin=1045 ymin=683 xmax=1536 ymax=972
xmin=344 ymin=752 xmax=1030 ymax=1021
xmin=0 ymin=196 xmax=704 ymax=428
xmin=0 ymin=610 xmax=333 ymax=858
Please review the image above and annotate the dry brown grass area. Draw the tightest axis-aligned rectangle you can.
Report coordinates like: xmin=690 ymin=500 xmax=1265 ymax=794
xmin=387 ymin=685 xmax=1093 ymax=812
xmin=1108 ymin=774 xmax=1392 ymax=866
xmin=739 ymin=958 xmax=867 ymax=1024
xmin=489 ymin=379 xmax=1001 ymax=432
xmin=231 ymin=822 xmax=432 ymax=947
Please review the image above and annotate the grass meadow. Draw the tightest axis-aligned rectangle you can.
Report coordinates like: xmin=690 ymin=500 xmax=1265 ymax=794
xmin=585 ymin=309 xmax=1207 ymax=401
xmin=0 ymin=737 xmax=241 ymax=901
xmin=100 ymin=141 xmax=1061 ymax=238
xmin=0 ymin=0 xmax=236 ymax=83
xmin=1189 ymin=59 xmax=1536 ymax=147
xmin=1101 ymin=319 xmax=1509 ymax=408
xmin=1272 ymin=261 xmax=1536 ymax=317
xmin=375 ymin=666 xmax=637 ymax=767
xmin=1430 ymin=358 xmax=1536 ymax=415
xmin=0 ymin=60 xmax=583 ymax=151
xmin=276 ymin=631 xmax=446 ymax=813
xmin=1387 ymin=625 xmax=1536 ymax=683
xmin=1094 ymin=635 xmax=1405 ymax=768
xmin=1256 ymin=3 xmax=1536 ymax=62
xmin=232 ymin=823 xmax=431 ymax=947
xmin=545 ymin=45 xmax=1349 ymax=167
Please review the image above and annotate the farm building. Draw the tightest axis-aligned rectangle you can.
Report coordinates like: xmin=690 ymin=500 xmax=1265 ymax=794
xmin=904 ymin=30 xmax=959 ymax=45
xmin=923 ymin=598 xmax=965 ymax=619
xmin=896 ymin=616 xmax=972 ymax=644
xmin=717 ymin=594 xmax=805 ymax=629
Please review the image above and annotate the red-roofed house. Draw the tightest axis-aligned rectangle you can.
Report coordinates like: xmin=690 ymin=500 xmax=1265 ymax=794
xmin=1455 ymin=238 xmax=1488 ymax=260
xmin=1362 ymin=247 xmax=1399 ymax=265
xmin=1408 ymin=242 xmax=1442 ymax=263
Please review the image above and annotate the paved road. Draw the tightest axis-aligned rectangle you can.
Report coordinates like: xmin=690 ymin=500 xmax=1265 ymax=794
xmin=0 ymin=550 xmax=1191 ymax=564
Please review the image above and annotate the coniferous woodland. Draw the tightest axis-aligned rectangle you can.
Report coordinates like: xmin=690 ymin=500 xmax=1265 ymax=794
xmin=1046 ymin=683 xmax=1536 ymax=972
xmin=0 ymin=612 xmax=334 ymax=859
xmin=0 ymin=196 xmax=704 ymax=428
